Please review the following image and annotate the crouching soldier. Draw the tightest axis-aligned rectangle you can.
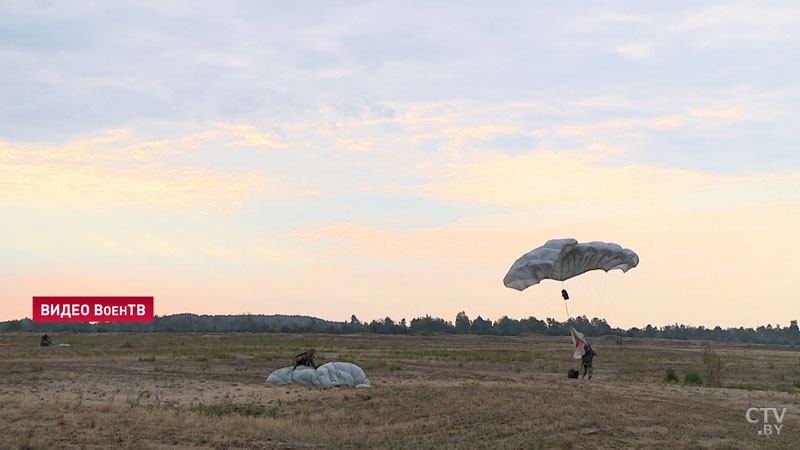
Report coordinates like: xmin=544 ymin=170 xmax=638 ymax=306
xmin=40 ymin=334 xmax=52 ymax=347
xmin=294 ymin=348 xmax=318 ymax=369
xmin=581 ymin=342 xmax=596 ymax=380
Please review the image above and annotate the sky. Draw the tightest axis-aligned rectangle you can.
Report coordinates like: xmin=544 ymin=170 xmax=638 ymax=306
xmin=1 ymin=1 xmax=798 ymax=328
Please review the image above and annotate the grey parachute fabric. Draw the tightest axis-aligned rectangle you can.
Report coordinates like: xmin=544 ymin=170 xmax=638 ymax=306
xmin=317 ymin=362 xmax=370 ymax=387
xmin=266 ymin=362 xmax=371 ymax=388
xmin=504 ymin=238 xmax=639 ymax=291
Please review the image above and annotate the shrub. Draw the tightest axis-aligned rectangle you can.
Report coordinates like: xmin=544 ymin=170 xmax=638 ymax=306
xmin=701 ymin=344 xmax=724 ymax=387
xmin=664 ymin=368 xmax=678 ymax=383
xmin=192 ymin=401 xmax=264 ymax=417
xmin=684 ymin=371 xmax=703 ymax=385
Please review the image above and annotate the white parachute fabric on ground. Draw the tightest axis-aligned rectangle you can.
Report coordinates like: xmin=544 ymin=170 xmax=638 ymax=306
xmin=266 ymin=362 xmax=370 ymax=388
xmin=317 ymin=362 xmax=370 ymax=388
xmin=570 ymin=327 xmax=587 ymax=360
xmin=265 ymin=366 xmax=318 ymax=385
xmin=504 ymin=238 xmax=639 ymax=291
xmin=292 ymin=366 xmax=320 ymax=385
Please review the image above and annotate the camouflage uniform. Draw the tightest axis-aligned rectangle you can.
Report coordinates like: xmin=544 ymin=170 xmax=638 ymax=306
xmin=294 ymin=349 xmax=317 ymax=369
xmin=581 ymin=344 xmax=595 ymax=379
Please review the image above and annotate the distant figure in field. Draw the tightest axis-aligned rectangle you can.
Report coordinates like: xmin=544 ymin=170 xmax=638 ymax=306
xmin=40 ymin=334 xmax=52 ymax=347
xmin=581 ymin=341 xmax=596 ymax=380
xmin=294 ymin=348 xmax=318 ymax=369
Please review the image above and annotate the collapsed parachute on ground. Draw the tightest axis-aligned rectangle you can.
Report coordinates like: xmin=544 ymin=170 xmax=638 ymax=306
xmin=503 ymin=238 xmax=639 ymax=291
xmin=266 ymin=362 xmax=371 ymax=388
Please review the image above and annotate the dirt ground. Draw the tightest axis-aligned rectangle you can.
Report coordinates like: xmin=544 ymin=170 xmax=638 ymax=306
xmin=1 ymin=332 xmax=799 ymax=449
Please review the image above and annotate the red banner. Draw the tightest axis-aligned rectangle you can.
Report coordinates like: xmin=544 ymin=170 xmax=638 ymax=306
xmin=32 ymin=296 xmax=154 ymax=322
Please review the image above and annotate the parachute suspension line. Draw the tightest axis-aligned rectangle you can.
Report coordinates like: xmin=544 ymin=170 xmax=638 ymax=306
xmin=598 ymin=272 xmax=607 ymax=319
xmin=593 ymin=271 xmax=601 ymax=320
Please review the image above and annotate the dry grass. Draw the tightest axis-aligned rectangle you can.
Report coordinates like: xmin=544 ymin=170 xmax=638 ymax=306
xmin=1 ymin=333 xmax=799 ymax=449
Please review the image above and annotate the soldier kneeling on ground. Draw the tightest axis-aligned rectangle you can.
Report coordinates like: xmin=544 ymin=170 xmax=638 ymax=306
xmin=40 ymin=334 xmax=52 ymax=347
xmin=294 ymin=348 xmax=318 ymax=369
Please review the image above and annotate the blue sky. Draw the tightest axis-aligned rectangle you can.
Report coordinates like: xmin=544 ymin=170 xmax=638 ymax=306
xmin=1 ymin=1 xmax=798 ymax=327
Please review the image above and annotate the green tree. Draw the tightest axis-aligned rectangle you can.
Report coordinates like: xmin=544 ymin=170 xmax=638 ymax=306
xmin=455 ymin=311 xmax=471 ymax=334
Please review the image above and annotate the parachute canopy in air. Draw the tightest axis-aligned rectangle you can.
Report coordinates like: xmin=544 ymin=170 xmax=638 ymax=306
xmin=503 ymin=238 xmax=639 ymax=291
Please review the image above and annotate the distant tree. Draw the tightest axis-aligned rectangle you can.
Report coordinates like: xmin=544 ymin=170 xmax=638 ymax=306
xmin=2 ymin=320 xmax=23 ymax=332
xmin=783 ymin=320 xmax=799 ymax=344
xmin=494 ymin=316 xmax=523 ymax=336
xmin=545 ymin=318 xmax=568 ymax=336
xmin=591 ymin=317 xmax=612 ymax=335
xmin=455 ymin=311 xmax=471 ymax=334
xmin=470 ymin=316 xmax=494 ymax=335
xmin=409 ymin=315 xmax=454 ymax=334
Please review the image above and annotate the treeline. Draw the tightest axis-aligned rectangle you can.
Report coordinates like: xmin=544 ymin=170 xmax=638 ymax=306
xmin=2 ymin=312 xmax=799 ymax=345
xmin=0 ymin=314 xmax=334 ymax=334
xmin=351 ymin=314 xmax=800 ymax=345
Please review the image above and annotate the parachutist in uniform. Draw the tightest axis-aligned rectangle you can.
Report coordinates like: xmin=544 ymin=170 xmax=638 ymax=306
xmin=294 ymin=348 xmax=318 ymax=369
xmin=581 ymin=342 xmax=595 ymax=380
xmin=561 ymin=289 xmax=569 ymax=300
xmin=40 ymin=334 xmax=52 ymax=347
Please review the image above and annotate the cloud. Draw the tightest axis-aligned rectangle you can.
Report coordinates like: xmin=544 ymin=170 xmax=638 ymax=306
xmin=4 ymin=123 xmax=286 ymax=165
xmin=287 ymin=221 xmax=513 ymax=263
xmin=616 ymin=43 xmax=654 ymax=61
xmin=317 ymin=126 xmax=374 ymax=153
xmin=0 ymin=125 xmax=289 ymax=210
xmin=691 ymin=107 xmax=743 ymax=119
xmin=571 ymin=95 xmax=636 ymax=109
xmin=228 ymin=124 xmax=285 ymax=148
xmin=0 ymin=162 xmax=268 ymax=208
xmin=556 ymin=117 xmax=681 ymax=137
xmin=413 ymin=149 xmax=798 ymax=210
xmin=670 ymin=3 xmax=800 ymax=46
xmin=127 ymin=131 xmax=222 ymax=161
xmin=0 ymin=129 xmax=131 ymax=163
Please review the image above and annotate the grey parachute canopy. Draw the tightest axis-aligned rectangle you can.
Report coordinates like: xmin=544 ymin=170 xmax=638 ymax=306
xmin=266 ymin=362 xmax=371 ymax=388
xmin=503 ymin=238 xmax=639 ymax=291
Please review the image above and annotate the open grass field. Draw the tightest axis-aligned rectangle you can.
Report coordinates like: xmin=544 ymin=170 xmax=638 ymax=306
xmin=1 ymin=332 xmax=799 ymax=449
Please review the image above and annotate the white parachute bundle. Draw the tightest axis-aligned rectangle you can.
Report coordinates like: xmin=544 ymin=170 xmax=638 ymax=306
xmin=266 ymin=362 xmax=371 ymax=388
